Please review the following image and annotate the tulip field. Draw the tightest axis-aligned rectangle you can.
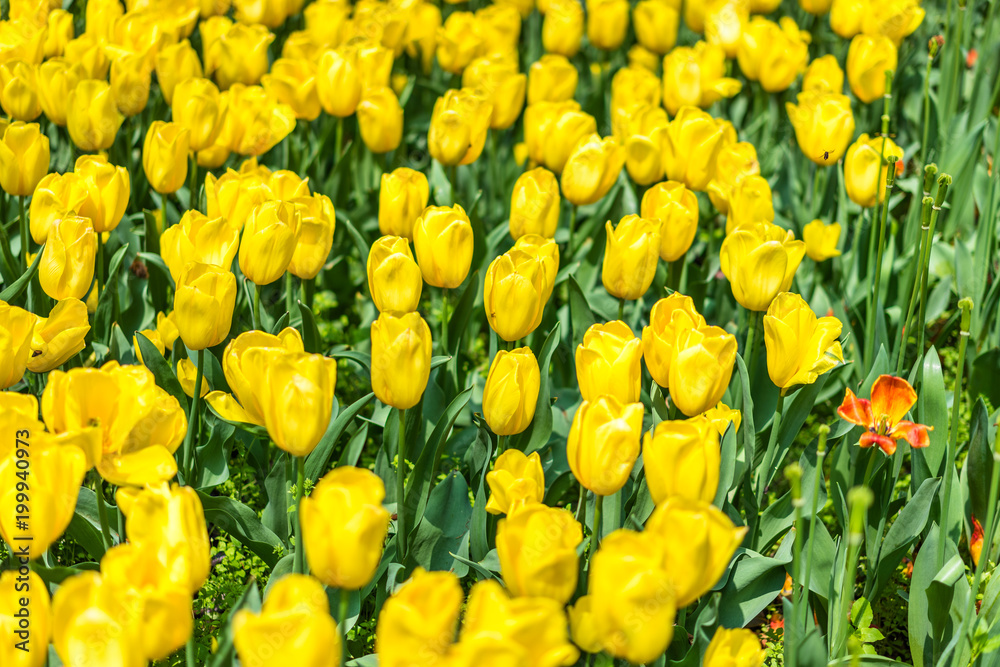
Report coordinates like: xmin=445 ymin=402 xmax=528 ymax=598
xmin=3 ymin=0 xmax=1000 ymax=665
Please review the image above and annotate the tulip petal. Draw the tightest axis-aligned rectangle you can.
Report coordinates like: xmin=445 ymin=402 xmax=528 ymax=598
xmin=870 ymin=375 xmax=917 ymax=426
xmin=837 ymin=388 xmax=873 ymax=428
xmin=98 ymin=445 xmax=178 ymax=486
xmin=890 ymin=420 xmax=931 ymax=449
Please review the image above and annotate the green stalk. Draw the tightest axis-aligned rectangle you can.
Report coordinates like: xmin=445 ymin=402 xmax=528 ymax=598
xmin=181 ymin=348 xmax=205 ymax=478
xmin=18 ymin=195 xmax=27 ymax=270
xmin=188 ymin=155 xmax=198 ymax=211
xmin=617 ymin=297 xmax=625 ymax=321
xmin=335 ymin=116 xmax=344 ymax=160
xmin=339 ymin=588 xmax=350 ymax=667
xmin=787 ymin=463 xmax=804 ymax=667
xmin=755 ymin=392 xmax=786 ymax=513
xmin=285 ymin=272 xmax=294 ymax=319
xmin=497 ymin=435 xmax=507 ymax=454
xmin=743 ymin=310 xmax=760 ymax=379
xmin=92 ymin=471 xmax=113 ymax=550
xmin=863 ymin=153 xmax=898 ymax=372
xmin=896 ymin=192 xmax=936 ymax=374
xmin=294 ymin=455 xmax=306 ymax=574
xmin=396 ymin=409 xmax=408 ymax=563
xmin=838 ymin=488 xmax=873 ymax=658
xmin=916 ymin=175 xmax=952 ymax=359
xmin=667 ymin=259 xmax=682 ymax=293
xmin=936 ymin=299 xmax=973 ymax=569
xmin=253 ymin=283 xmax=262 ymax=331
xmin=186 ymin=637 xmax=196 ymax=667
xmin=799 ymin=425 xmax=828 ymax=632
xmin=920 ymin=40 xmax=939 ymax=166
xmin=812 ymin=164 xmax=822 ymax=218
xmin=590 ymin=493 xmax=604 ymax=561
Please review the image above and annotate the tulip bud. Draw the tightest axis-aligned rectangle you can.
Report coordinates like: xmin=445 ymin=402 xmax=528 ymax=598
xmin=803 ymin=219 xmax=842 ymax=261
xmin=610 ymin=65 xmax=661 ymax=127
xmin=528 ymin=54 xmax=578 ymax=104
xmin=568 ymin=395 xmax=644 ymax=496
xmin=378 ymin=168 xmax=429 ymax=239
xmin=27 ymin=299 xmax=90 ymax=373
xmin=462 ymin=55 xmax=526 ymax=131
xmin=301 ymin=466 xmax=390 ymax=589
xmin=661 ymin=106 xmax=733 ymax=191
xmin=239 ymin=201 xmax=301 ymax=286
xmin=720 ymin=221 xmax=805 ymax=311
xmin=173 ymin=262 xmax=237 ymax=351
xmin=233 ymin=575 xmax=341 ymax=667
xmin=64 ymin=34 xmax=109 ymax=80
xmin=0 ymin=121 xmax=49 ymax=197
xmin=646 ymin=497 xmax=747 ymax=606
xmin=110 ymin=52 xmax=151 ymax=117
xmin=844 ymin=133 xmax=904 ymax=208
xmin=66 ymin=79 xmax=123 ymax=152
xmin=36 ymin=59 xmax=83 ymax=127
xmin=863 ymin=0 xmax=925 ymax=46
xmin=542 ymin=0 xmax=584 ymax=58
xmin=316 ymin=49 xmax=361 ymax=117
xmin=205 ymin=168 xmax=272 ymax=228
xmin=0 ymin=301 xmax=36 ymax=388
xmin=74 ymin=154 xmax=130 ymax=234
xmin=367 ymin=236 xmax=423 ymax=313
xmin=288 ymin=193 xmax=335 ymax=280
xmin=371 ymin=311 xmax=433 ymax=410
xmin=413 ymin=204 xmax=474 ymax=289
xmin=586 ymin=0 xmax=629 ymax=50
xmin=846 ymin=34 xmax=897 ymax=104
xmin=737 ymin=17 xmax=810 ymax=93
xmin=669 ymin=325 xmax=737 ymax=416
xmin=602 ymin=215 xmax=660 ymax=301
xmin=634 ymin=0 xmax=680 ymax=54
xmin=707 ymin=141 xmax=759 ymax=213
xmin=662 ymin=42 xmax=742 ymax=116
xmin=483 ymin=348 xmax=541 ymax=436
xmin=562 ymin=134 xmax=626 ymax=206
xmin=427 ymin=87 xmax=493 ymax=167
xmin=176 ymin=358 xmax=210 ymax=398
xmin=142 ymin=121 xmax=190 ymax=195
xmin=643 ymin=419 xmax=721 ymax=504
xmin=262 ymin=58 xmax=321 ymax=122
xmin=704 ymin=628 xmax=767 ymax=667
xmin=172 ymin=77 xmax=224 ymax=152
xmin=622 ymin=104 xmax=668 ymax=186
xmin=205 ymin=22 xmax=274 ymax=89
xmin=38 ymin=215 xmax=96 ymax=301
xmin=627 ymin=44 xmax=661 ymax=72
xmin=787 ymin=91 xmax=855 ymax=166
xmin=576 ymin=320 xmax=643 ymax=403
xmin=484 ymin=249 xmax=551 ymax=341
xmin=763 ymin=292 xmax=843 ymax=392
xmin=725 ymin=174 xmax=774 ymax=234
xmin=160 ymin=210 xmax=239 ymax=282
xmin=803 ymin=54 xmax=845 ymax=93
xmin=1 ymin=569 xmax=51 ymax=666
xmin=640 ymin=181 xmax=698 ymax=262
xmin=376 ymin=568 xmax=463 ymax=667
xmin=642 ymin=293 xmax=706 ymax=389
xmin=509 ymin=167 xmax=560 ymax=239
xmin=155 ymin=39 xmax=204 ymax=105
xmin=524 ymin=101 xmax=597 ymax=173
xmin=497 ymin=503 xmax=583 ymax=603
xmin=0 ymin=60 xmax=42 ymax=121
xmin=476 ymin=4 xmax=521 ymax=55
xmin=356 ymin=86 xmax=403 ymax=154
xmin=486 ymin=450 xmax=545 ymax=515
xmin=216 ymin=83 xmax=296 ymax=157
xmin=436 ymin=12 xmax=482 ymax=74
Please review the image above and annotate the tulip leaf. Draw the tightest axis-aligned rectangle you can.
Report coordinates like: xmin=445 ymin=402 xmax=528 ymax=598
xmin=337 ymin=423 xmax=370 ymax=469
xmin=262 ymin=452 xmax=291 ymax=543
xmin=304 ymin=392 xmax=375 ymax=481
xmin=908 ymin=525 xmax=972 ymax=667
xmin=330 ymin=348 xmax=372 ymax=372
xmin=135 ymin=331 xmax=189 ymax=413
xmin=567 ymin=276 xmax=595 ymax=349
xmin=0 ymin=243 xmax=41 ymax=303
xmin=409 ymin=471 xmax=473 ymax=574
xmin=510 ymin=321 xmax=561 ymax=455
xmin=194 ymin=417 xmax=235 ymax=490
xmin=205 ymin=578 xmax=261 ymax=667
xmin=964 ymin=399 xmax=996 ymax=523
xmin=766 ymin=375 xmax=829 ymax=490
xmin=270 ymin=311 xmax=290 ymax=334
xmin=345 ymin=657 xmax=379 ymax=667
xmin=913 ymin=347 xmax=949 ymax=490
xmin=716 ymin=548 xmax=791 ymax=629
xmin=94 ymin=243 xmax=130 ymax=342
xmin=197 ymin=491 xmax=285 ymax=568
xmin=295 ymin=300 xmax=323 ymax=354
xmin=469 ymin=423 xmax=494 ymax=562
xmin=448 ymin=551 xmax=500 ymax=582
xmin=30 ymin=562 xmax=99 ymax=585
xmin=67 ymin=488 xmax=119 ymax=561
xmin=337 ymin=213 xmax=370 ymax=269
xmin=446 ymin=269 xmax=480 ymax=360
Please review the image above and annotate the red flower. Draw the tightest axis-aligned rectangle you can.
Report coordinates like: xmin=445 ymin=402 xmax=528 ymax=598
xmin=967 ymin=49 xmax=978 ymax=68
xmin=837 ymin=375 xmax=932 ymax=455
xmin=971 ymin=515 xmax=984 ymax=567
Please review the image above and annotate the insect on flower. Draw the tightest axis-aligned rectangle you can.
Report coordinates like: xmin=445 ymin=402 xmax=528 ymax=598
xmin=837 ymin=375 xmax=931 ymax=456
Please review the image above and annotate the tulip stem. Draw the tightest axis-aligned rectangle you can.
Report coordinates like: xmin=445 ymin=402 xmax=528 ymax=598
xmin=755 ymin=393 xmax=785 ymax=515
xmin=897 ymin=197 xmax=935 ymax=375
xmin=339 ymin=588 xmax=350 ymax=666
xmin=294 ymin=455 xmax=306 ymax=575
xmin=743 ymin=310 xmax=760 ymax=381
xmin=916 ymin=175 xmax=950 ymax=363
xmin=185 ymin=636 xmax=196 ymax=667
xmin=253 ymin=283 xmax=262 ymax=331
xmin=182 ymin=348 xmax=205 ymax=480
xmin=863 ymin=156 xmax=897 ymax=374
xmin=667 ymin=260 xmax=681 ymax=293
xmin=285 ymin=272 xmax=295 ymax=319
xmin=497 ymin=435 xmax=507 ymax=454
xmin=590 ymin=493 xmax=603 ymax=560
xmin=92 ymin=471 xmax=113 ymax=551
xmin=799 ymin=427 xmax=828 ymax=633
xmin=334 ymin=117 xmax=344 ymax=161
xmin=18 ymin=195 xmax=27 ymax=270
xmin=920 ymin=52 xmax=934 ymax=166
xmin=188 ymin=155 xmax=198 ymax=211
xmin=617 ymin=297 xmax=624 ymax=321
xmin=396 ymin=408 xmax=408 ymax=563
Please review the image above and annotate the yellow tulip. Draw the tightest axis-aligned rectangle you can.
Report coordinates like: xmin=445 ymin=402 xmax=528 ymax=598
xmin=376 ymin=568 xmax=463 ymax=667
xmin=378 ymin=169 xmax=429 ymax=240
xmin=661 ymin=42 xmax=742 ymax=115
xmin=457 ymin=579 xmax=579 ymax=666
xmin=830 ymin=0 xmax=865 ymax=36
xmin=763 ymin=291 xmax=843 ymax=392
xmin=233 ymin=574 xmax=340 ymax=667
xmin=262 ymin=58 xmax=320 ymax=121
xmin=622 ymin=103 xmax=667 ymax=186
xmin=803 ymin=54 xmax=845 ymax=93
xmin=720 ymin=221 xmax=805 ymax=311
xmin=370 ymin=311 xmax=433 ymax=410
xmin=484 ymin=249 xmax=550 ymax=341
xmin=737 ymin=17 xmax=810 ymax=92
xmin=216 ymin=83 xmax=296 ymax=156
xmin=64 ymin=34 xmax=109 ymax=80
xmin=696 ymin=403 xmax=743 ymax=436
xmin=462 ymin=55 xmax=526 ymax=131
xmin=483 ymin=348 xmax=541 ymax=436
xmin=172 ymin=77 xmax=224 ymax=152
xmin=239 ymin=200 xmax=301 ymax=286
xmin=646 ymin=497 xmax=747 ymax=606
xmin=316 ymin=49 xmax=361 ymax=117
xmin=561 ymin=134 xmax=626 ymax=206
xmin=66 ymin=79 xmax=123 ymax=151
xmin=157 ymin=310 xmax=180 ymax=351
xmin=542 ymin=0 xmax=584 ymax=58
xmin=475 ymin=4 xmax=520 ymax=55
xmin=633 ymin=0 xmax=679 ymax=53
xmin=524 ymin=101 xmax=597 ymax=174
xmin=510 ymin=167 xmax=560 ymax=239
xmin=27 ymin=299 xmax=90 ymax=373
xmin=725 ymin=174 xmax=774 ymax=234
xmin=0 ymin=60 xmax=42 ymax=121
xmin=160 ymin=210 xmax=240 ymax=281
xmin=568 ymin=395 xmax=644 ymax=496
xmin=205 ymin=167 xmax=273 ymax=228
xmin=435 ymin=11 xmax=482 ymax=74
xmin=404 ymin=2 xmax=441 ymax=74
xmin=232 ymin=0 xmax=289 ymax=28
xmin=568 ymin=596 xmax=604 ymax=654
xmin=0 ymin=301 xmax=35 ymax=388
xmin=304 ymin=0 xmax=350 ymax=46
xmin=641 ymin=181 xmax=698 ymax=262
xmin=846 ymin=33 xmax=897 ymax=104
xmin=44 ymin=9 xmax=74 ymax=59
xmin=142 ymin=120 xmax=190 ymax=194
xmin=669 ymin=325 xmax=738 ymax=417
xmin=36 ymin=59 xmax=83 ymax=127
xmin=38 ymin=215 xmax=96 ymax=301
xmin=642 ymin=293 xmax=706 ymax=389
xmin=173 ymin=262 xmax=237 ymax=351
xmin=155 ymin=39 xmax=204 ymax=105
xmin=844 ymin=133 xmax=904 ymax=208
xmin=428 ymin=87 xmax=493 ymax=166
xmin=486 ymin=449 xmax=545 ymax=515
xmin=288 ymin=193 xmax=336 ymax=280
xmin=205 ymin=327 xmax=304 ymax=426
xmin=413 ymin=204 xmax=474 ymax=289
xmin=75 ymin=154 xmax=130 ymax=234
xmin=684 ymin=0 xmax=708 ymax=32
xmin=707 ymin=141 xmax=759 ymax=214
xmin=0 ymin=121 xmax=48 ymax=197
xmin=643 ymin=418 xmax=721 ymax=504
xmin=340 ymin=38 xmax=394 ymax=91
xmin=205 ymin=21 xmax=274 ymax=89
xmin=176 ymin=357 xmax=210 ymax=398
xmin=497 ymin=503 xmax=582 ymax=603
xmin=528 ymin=54 xmax=578 ymax=104
xmin=862 ymin=0 xmax=924 ymax=46
xmin=800 ymin=0 xmax=833 ymax=13
xmin=576 ymin=320 xmax=643 ymax=403
xmin=602 ymin=214 xmax=660 ymax=300
xmin=301 ymin=466 xmax=390 ymax=589
xmin=514 ymin=234 xmax=560 ymax=298
xmin=366 ymin=236 xmax=422 ymax=314
xmin=627 ymin=44 xmax=661 ymax=72
xmin=803 ymin=219 xmax=842 ymax=261
xmin=587 ymin=0 xmax=629 ymax=51
xmin=786 ymin=91 xmax=855 ymax=165
xmin=110 ymin=52 xmax=151 ymax=117
xmin=357 ymin=86 xmax=404 ymax=154
xmin=705 ymin=0 xmax=749 ymax=59
xmin=610 ymin=65 xmax=661 ymax=129
xmin=0 ymin=569 xmax=50 ymax=667
xmin=704 ymin=627 xmax=767 ymax=667
xmin=587 ymin=529 xmax=676 ymax=663
xmin=661 ymin=106 xmax=733 ymax=191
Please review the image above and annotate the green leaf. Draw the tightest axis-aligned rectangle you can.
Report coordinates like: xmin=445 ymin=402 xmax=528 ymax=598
xmin=30 ymin=562 xmax=99 ymax=585
xmin=964 ymin=399 xmax=995 ymax=522
xmin=510 ymin=322 xmax=561 ymax=455
xmin=135 ymin=331 xmax=189 ymax=413
xmin=94 ymin=243 xmax=130 ymax=341
xmin=197 ymin=491 xmax=285 ymax=568
xmin=337 ymin=423 xmax=370 ymax=468
xmin=305 ymin=392 xmax=375 ymax=480
xmin=0 ymin=245 xmax=42 ymax=302
xmin=446 ymin=269 xmax=480 ymax=359
xmin=296 ymin=300 xmax=322 ymax=353
xmin=908 ymin=526 xmax=971 ymax=667
xmin=717 ymin=549 xmax=790 ymax=628
xmin=568 ymin=275 xmax=596 ymax=348
xmin=409 ymin=472 xmax=472 ymax=573
xmin=867 ymin=476 xmax=940 ymax=601
xmin=851 ymin=597 xmax=874 ymax=629
xmin=913 ymin=347 xmax=948 ymax=490
xmin=261 ymin=451 xmax=290 ymax=543
xmin=468 ymin=424 xmax=493 ymax=562
xmin=66 ymin=488 xmax=118 ymax=561
xmin=337 ymin=213 xmax=370 ymax=268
